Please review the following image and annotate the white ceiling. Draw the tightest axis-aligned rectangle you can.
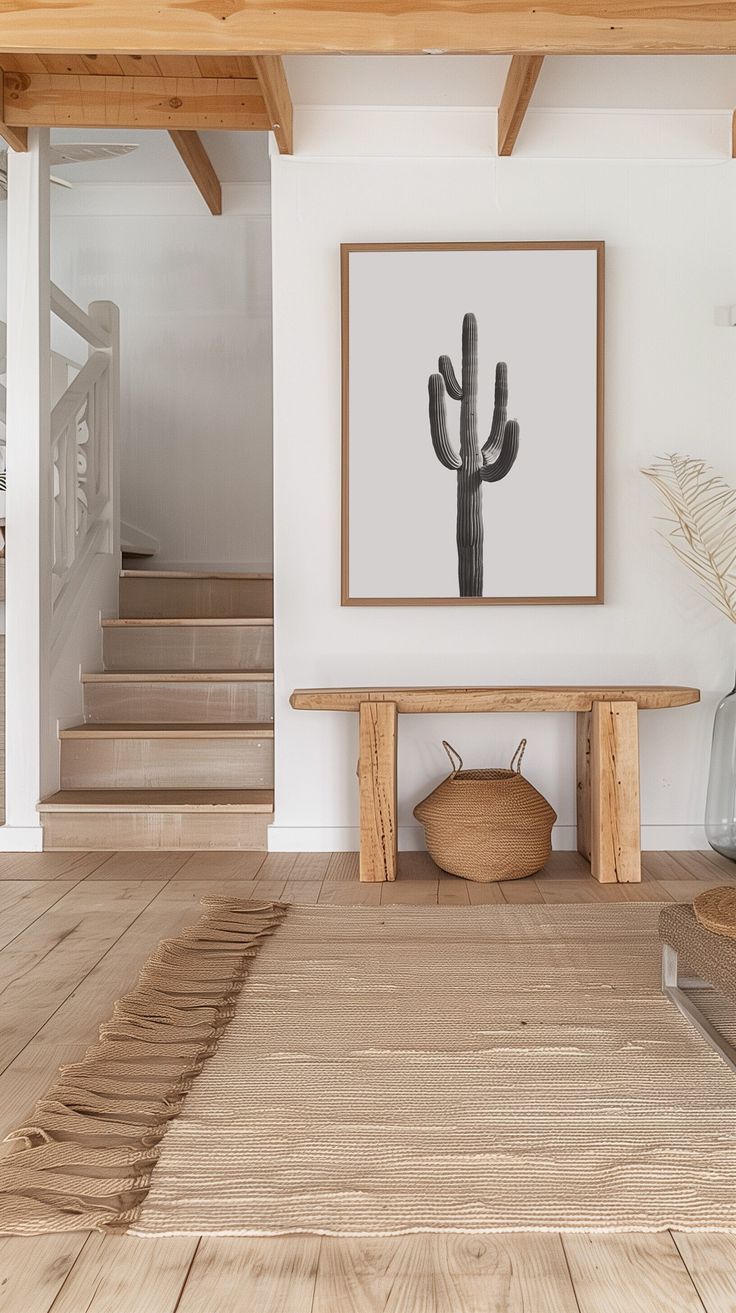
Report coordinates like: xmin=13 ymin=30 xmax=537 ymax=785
xmin=45 ymin=55 xmax=736 ymax=186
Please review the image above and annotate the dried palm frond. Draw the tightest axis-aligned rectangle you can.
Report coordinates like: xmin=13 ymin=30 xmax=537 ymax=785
xmin=641 ymin=455 xmax=736 ymax=623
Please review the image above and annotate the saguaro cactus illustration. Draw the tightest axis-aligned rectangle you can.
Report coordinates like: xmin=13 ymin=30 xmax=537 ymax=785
xmin=428 ymin=313 xmax=520 ymax=597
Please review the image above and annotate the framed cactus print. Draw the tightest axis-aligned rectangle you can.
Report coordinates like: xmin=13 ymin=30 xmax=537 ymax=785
xmin=341 ymin=241 xmax=604 ymax=606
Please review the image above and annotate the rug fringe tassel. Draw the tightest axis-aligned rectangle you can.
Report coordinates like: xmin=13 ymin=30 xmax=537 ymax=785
xmin=0 ymin=897 xmax=288 ymax=1235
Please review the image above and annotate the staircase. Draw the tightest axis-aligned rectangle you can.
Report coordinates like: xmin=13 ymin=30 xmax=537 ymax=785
xmin=39 ymin=569 xmax=274 ymax=850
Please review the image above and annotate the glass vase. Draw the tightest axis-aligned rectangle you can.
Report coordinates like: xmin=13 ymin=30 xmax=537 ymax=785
xmin=705 ymin=675 xmax=736 ymax=861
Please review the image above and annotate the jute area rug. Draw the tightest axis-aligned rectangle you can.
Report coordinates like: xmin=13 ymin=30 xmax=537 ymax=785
xmin=2 ymin=899 xmax=736 ymax=1236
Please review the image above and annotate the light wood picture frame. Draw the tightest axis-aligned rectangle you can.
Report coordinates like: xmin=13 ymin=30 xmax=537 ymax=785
xmin=341 ymin=241 xmax=604 ymax=606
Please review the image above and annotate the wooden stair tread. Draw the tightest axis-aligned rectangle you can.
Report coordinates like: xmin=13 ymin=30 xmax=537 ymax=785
xmin=47 ymin=568 xmax=277 ymax=848
xmin=82 ymin=671 xmax=274 ymax=683
xmin=39 ymin=789 xmax=274 ymax=813
xmin=120 ymin=570 xmax=273 ymax=580
xmin=102 ymin=617 xmax=273 ymax=627
xmin=61 ymin=722 xmax=274 ymax=739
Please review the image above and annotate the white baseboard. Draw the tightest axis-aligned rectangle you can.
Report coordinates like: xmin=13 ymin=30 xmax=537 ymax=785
xmin=268 ymin=822 xmax=710 ymax=853
xmin=553 ymin=824 xmax=709 ymax=850
xmin=0 ymin=825 xmax=44 ymax=851
xmin=640 ymin=825 xmax=708 ymax=850
xmin=268 ymin=826 xmax=427 ymax=852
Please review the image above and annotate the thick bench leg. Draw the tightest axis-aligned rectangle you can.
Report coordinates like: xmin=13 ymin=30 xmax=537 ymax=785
xmin=358 ymin=700 xmax=398 ymax=883
xmin=576 ymin=710 xmax=591 ymax=862
xmin=590 ymin=699 xmax=641 ymax=883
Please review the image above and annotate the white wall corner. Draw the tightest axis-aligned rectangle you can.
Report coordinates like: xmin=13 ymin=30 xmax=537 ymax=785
xmin=5 ymin=128 xmax=53 ymax=826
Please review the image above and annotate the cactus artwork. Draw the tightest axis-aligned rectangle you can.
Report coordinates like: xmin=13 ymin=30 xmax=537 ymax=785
xmin=428 ymin=313 xmax=520 ymax=597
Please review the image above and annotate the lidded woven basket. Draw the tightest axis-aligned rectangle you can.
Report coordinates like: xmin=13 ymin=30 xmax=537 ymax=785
xmin=413 ymin=739 xmax=557 ymax=883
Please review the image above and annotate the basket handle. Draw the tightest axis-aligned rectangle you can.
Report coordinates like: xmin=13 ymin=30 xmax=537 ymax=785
xmin=510 ymin=738 xmax=527 ymax=774
xmin=442 ymin=740 xmax=463 ymax=777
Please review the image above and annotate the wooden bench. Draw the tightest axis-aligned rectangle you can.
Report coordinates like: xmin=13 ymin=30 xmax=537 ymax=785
xmin=290 ymin=686 xmax=700 ymax=883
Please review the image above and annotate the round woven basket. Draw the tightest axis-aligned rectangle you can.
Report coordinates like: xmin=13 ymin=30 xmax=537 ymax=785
xmin=413 ymin=740 xmax=557 ymax=883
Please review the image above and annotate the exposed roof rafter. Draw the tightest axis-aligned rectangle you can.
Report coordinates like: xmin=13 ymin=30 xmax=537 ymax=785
xmin=169 ymin=130 xmax=222 ymax=214
xmin=252 ymin=56 xmax=293 ymax=154
xmin=498 ymin=55 xmax=544 ymax=156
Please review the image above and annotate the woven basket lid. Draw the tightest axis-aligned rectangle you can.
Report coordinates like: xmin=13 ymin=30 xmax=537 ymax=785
xmin=693 ymin=885 xmax=736 ymax=939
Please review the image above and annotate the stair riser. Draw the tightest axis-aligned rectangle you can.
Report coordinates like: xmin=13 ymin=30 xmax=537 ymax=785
xmin=102 ymin=625 xmax=273 ymax=673
xmin=60 ymin=738 xmax=274 ymax=790
xmin=119 ymin=577 xmax=273 ymax=619
xmin=84 ymin=680 xmax=274 ymax=723
xmin=42 ymin=811 xmax=270 ymax=851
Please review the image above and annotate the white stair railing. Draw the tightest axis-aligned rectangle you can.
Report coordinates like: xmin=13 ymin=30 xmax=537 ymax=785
xmin=49 ymin=289 xmax=119 ymax=637
xmin=0 ymin=325 xmax=83 ymax=556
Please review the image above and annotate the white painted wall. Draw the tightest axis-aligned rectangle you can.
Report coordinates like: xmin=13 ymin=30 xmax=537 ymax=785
xmin=0 ymin=130 xmax=274 ymax=572
xmin=51 ymin=211 xmax=272 ymax=570
xmin=284 ymin=54 xmax=736 ymax=112
xmin=270 ymin=108 xmax=736 ymax=852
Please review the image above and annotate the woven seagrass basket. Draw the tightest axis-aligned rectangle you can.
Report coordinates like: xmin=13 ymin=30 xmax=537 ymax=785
xmin=413 ymin=739 xmax=557 ymax=883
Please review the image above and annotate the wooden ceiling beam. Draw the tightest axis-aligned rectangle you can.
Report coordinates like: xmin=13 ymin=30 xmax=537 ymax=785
xmin=2 ymin=72 xmax=269 ymax=131
xmin=0 ymin=71 xmax=27 ymax=150
xmin=497 ymin=55 xmax=544 ymax=156
xmin=0 ymin=3 xmax=733 ymax=55
xmin=252 ymin=55 xmax=292 ymax=154
xmin=169 ymin=129 xmax=222 ymax=214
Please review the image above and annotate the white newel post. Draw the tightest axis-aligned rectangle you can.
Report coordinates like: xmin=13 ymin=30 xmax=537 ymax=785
xmin=90 ymin=301 xmax=121 ymax=561
xmin=4 ymin=129 xmax=52 ymax=846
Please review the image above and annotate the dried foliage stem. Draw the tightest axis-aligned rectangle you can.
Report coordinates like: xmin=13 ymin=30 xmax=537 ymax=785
xmin=642 ymin=455 xmax=736 ymax=623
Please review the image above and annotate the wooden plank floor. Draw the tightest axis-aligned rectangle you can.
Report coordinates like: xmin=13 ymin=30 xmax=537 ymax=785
xmin=0 ymin=847 xmax=734 ymax=1313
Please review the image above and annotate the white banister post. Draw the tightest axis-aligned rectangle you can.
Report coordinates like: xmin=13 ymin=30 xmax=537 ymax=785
xmin=89 ymin=301 xmax=120 ymax=560
xmin=4 ymin=129 xmax=52 ymax=843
